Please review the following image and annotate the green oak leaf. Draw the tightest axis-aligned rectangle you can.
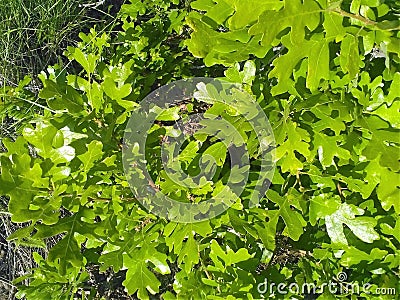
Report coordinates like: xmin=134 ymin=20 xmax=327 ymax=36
xmin=77 ymin=140 xmax=103 ymax=172
xmin=266 ymin=189 xmax=307 ymax=241
xmin=385 ymin=72 xmax=400 ymax=105
xmin=380 ymin=216 xmax=400 ymax=243
xmin=164 ymin=221 xmax=212 ymax=273
xmin=269 ymin=34 xmax=331 ymax=93
xmin=179 ymin=141 xmax=200 ymax=163
xmin=309 ymin=193 xmax=341 ymax=226
xmin=123 ymin=257 xmax=160 ymax=299
xmin=120 ymin=0 xmax=146 ymax=18
xmin=342 ymin=159 xmax=400 ymax=213
xmin=102 ymin=77 xmax=132 ymax=100
xmin=312 ymin=133 xmax=351 ymax=168
xmin=339 ymin=246 xmax=388 ymax=267
xmin=202 ymin=142 xmax=227 ymax=167
xmin=325 ymin=203 xmax=380 ymax=245
xmin=340 ymin=34 xmax=361 ymax=78
xmin=355 ymin=115 xmax=400 ymax=171
xmin=275 ymin=120 xmax=311 ymax=174
xmin=250 ymin=208 xmax=280 ymax=251
xmin=225 ymin=61 xmax=256 ymax=85
xmin=66 ymin=47 xmax=97 ymax=74
xmin=23 ymin=121 xmax=75 ymax=164
xmin=39 ymin=79 xmax=84 ymax=113
xmin=156 ymin=106 xmax=181 ymax=121
xmin=190 ymin=0 xmax=234 ymax=24
xmin=309 ymin=101 xmax=352 ymax=135
xmin=0 ymin=155 xmax=48 ymax=223
xmin=249 ymin=0 xmax=321 ymax=46
xmin=185 ymin=16 xmax=268 ymax=66
xmin=227 ymin=0 xmax=283 ymax=29
xmin=209 ymin=239 xmax=253 ymax=271
xmin=178 ymin=233 xmax=199 ymax=274
xmin=33 ymin=209 xmax=103 ymax=275
xmin=370 ymin=100 xmax=400 ymax=128
xmin=99 ymin=232 xmax=140 ymax=273
xmin=122 ymin=243 xmax=170 ymax=298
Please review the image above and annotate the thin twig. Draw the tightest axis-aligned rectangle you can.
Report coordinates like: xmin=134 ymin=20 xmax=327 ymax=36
xmin=0 ymin=277 xmax=15 ymax=289
xmin=330 ymin=8 xmax=377 ymax=26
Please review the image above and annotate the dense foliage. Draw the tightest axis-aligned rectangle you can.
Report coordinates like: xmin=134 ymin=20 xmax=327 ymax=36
xmin=0 ymin=0 xmax=399 ymax=299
